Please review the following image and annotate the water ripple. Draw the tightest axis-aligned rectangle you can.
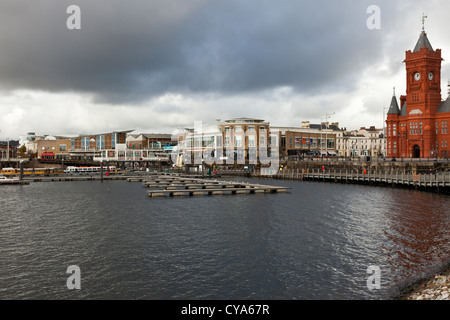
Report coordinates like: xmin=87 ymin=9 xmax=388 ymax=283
xmin=0 ymin=179 xmax=449 ymax=299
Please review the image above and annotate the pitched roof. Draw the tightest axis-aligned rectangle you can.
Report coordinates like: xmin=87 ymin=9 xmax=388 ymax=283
xmin=413 ymin=31 xmax=433 ymax=52
xmin=387 ymin=95 xmax=400 ymax=115
xmin=400 ymin=101 xmax=407 ymax=116
xmin=437 ymin=97 xmax=450 ymax=113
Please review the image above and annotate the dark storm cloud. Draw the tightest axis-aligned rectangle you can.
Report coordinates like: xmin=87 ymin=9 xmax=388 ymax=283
xmin=0 ymin=0 xmax=401 ymax=104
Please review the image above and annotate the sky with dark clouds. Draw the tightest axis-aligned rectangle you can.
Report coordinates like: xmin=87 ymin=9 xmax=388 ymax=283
xmin=1 ymin=0 xmax=450 ymax=139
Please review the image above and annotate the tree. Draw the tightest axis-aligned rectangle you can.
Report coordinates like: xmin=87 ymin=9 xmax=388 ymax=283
xmin=17 ymin=145 xmax=27 ymax=158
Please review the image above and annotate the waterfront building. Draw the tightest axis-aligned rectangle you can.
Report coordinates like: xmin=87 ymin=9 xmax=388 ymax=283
xmin=386 ymin=20 xmax=450 ymax=158
xmin=25 ymin=131 xmax=130 ymax=161
xmin=177 ymin=118 xmax=274 ymax=167
xmin=66 ymin=130 xmax=132 ymax=160
xmin=178 ymin=123 xmax=223 ymax=166
xmin=90 ymin=132 xmax=175 ymax=164
xmin=220 ymin=118 xmax=272 ymax=162
xmin=35 ymin=136 xmax=72 ymax=160
xmin=126 ymin=133 xmax=175 ymax=151
xmin=24 ymin=130 xmax=176 ymax=165
xmin=23 ymin=135 xmax=71 ymax=160
xmin=338 ymin=126 xmax=386 ymax=158
xmin=274 ymin=121 xmax=339 ymax=158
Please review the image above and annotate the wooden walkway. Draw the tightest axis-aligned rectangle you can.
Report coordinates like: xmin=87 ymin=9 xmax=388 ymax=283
xmin=134 ymin=176 xmax=290 ymax=198
xmin=269 ymin=168 xmax=450 ymax=191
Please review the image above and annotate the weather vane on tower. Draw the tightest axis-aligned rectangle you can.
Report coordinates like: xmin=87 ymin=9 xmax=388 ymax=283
xmin=422 ymin=13 xmax=427 ymax=32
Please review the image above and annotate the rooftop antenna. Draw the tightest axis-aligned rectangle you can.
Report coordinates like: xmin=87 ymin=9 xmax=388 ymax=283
xmin=393 ymin=86 xmax=396 ymax=96
xmin=422 ymin=12 xmax=427 ymax=32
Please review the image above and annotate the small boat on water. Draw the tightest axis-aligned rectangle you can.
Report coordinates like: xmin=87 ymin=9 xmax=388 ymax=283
xmin=0 ymin=175 xmax=24 ymax=185
xmin=0 ymin=175 xmax=19 ymax=181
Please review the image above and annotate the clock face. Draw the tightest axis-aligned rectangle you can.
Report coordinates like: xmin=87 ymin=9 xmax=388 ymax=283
xmin=428 ymin=72 xmax=434 ymax=80
xmin=414 ymin=72 xmax=421 ymax=81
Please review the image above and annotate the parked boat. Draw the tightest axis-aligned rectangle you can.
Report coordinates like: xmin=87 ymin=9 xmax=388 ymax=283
xmin=0 ymin=175 xmax=26 ymax=185
xmin=0 ymin=175 xmax=19 ymax=182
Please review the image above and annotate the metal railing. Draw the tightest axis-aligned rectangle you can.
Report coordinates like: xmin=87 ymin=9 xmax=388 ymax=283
xmin=268 ymin=167 xmax=450 ymax=188
xmin=284 ymin=155 xmax=450 ymax=163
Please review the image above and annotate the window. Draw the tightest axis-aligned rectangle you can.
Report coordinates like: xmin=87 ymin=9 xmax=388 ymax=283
xmin=393 ymin=141 xmax=397 ymax=154
xmin=260 ymin=135 xmax=266 ymax=147
xmin=96 ymin=135 xmax=105 ymax=149
xmin=419 ymin=122 xmax=422 ymax=134
xmin=295 ymin=137 xmax=301 ymax=149
xmin=235 ymin=126 xmax=242 ymax=132
xmin=410 ymin=122 xmax=418 ymax=135
xmin=59 ymin=145 xmax=67 ymax=152
xmin=112 ymin=133 xmax=117 ymax=149
xmin=436 ymin=122 xmax=439 ymax=134
xmin=248 ymin=135 xmax=255 ymax=147
xmin=393 ymin=124 xmax=396 ymax=136
xmin=234 ymin=135 xmax=242 ymax=147
xmin=216 ymin=136 xmax=223 ymax=148
xmin=202 ymin=136 xmax=215 ymax=148
xmin=442 ymin=121 xmax=448 ymax=134
xmin=247 ymin=126 xmax=255 ymax=132
xmin=224 ymin=136 xmax=230 ymax=147
xmin=327 ymin=138 xmax=335 ymax=149
xmin=269 ymin=135 xmax=278 ymax=148
xmin=194 ymin=137 xmax=201 ymax=148
xmin=236 ymin=149 xmax=244 ymax=160
xmin=81 ymin=137 xmax=89 ymax=150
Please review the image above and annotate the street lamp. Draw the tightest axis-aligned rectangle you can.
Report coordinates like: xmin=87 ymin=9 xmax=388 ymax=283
xmin=6 ymin=137 xmax=10 ymax=161
xmin=321 ymin=112 xmax=335 ymax=157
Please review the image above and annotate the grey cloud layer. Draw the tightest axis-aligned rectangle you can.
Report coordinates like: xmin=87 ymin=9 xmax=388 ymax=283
xmin=0 ymin=0 xmax=401 ymax=104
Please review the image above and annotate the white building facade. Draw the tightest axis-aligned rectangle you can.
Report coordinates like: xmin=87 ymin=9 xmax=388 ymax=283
xmin=337 ymin=126 xmax=386 ymax=158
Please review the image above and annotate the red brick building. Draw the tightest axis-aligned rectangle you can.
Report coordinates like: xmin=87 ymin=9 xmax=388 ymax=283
xmin=386 ymin=24 xmax=450 ymax=158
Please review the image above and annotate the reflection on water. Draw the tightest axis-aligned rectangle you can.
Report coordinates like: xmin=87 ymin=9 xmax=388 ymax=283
xmin=381 ymin=190 xmax=450 ymax=282
xmin=0 ymin=178 xmax=449 ymax=299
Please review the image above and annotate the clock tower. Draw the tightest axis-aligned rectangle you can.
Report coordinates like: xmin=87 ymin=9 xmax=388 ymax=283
xmin=386 ymin=15 xmax=450 ymax=159
xmin=404 ymin=29 xmax=442 ymax=116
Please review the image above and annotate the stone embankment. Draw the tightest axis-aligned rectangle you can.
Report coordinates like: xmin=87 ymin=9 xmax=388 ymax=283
xmin=403 ymin=270 xmax=450 ymax=300
xmin=396 ymin=264 xmax=450 ymax=300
